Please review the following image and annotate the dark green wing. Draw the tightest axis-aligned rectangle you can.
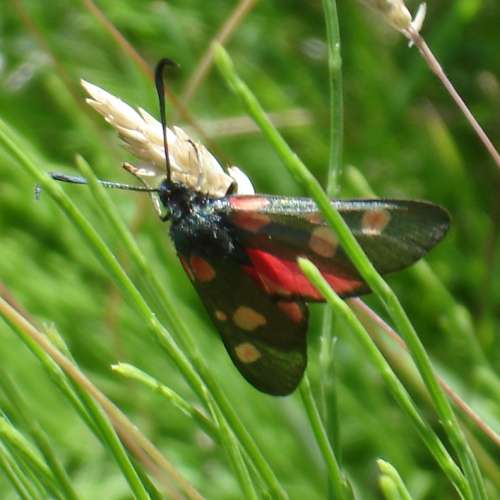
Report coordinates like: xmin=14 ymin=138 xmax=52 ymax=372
xmin=178 ymin=249 xmax=309 ymax=396
xmin=225 ymin=196 xmax=450 ymax=300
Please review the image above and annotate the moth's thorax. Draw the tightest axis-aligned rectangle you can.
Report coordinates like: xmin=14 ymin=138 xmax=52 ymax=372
xmin=160 ymin=181 xmax=238 ymax=259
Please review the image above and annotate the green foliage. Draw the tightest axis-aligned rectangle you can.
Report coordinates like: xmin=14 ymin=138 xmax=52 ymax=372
xmin=0 ymin=1 xmax=498 ymax=498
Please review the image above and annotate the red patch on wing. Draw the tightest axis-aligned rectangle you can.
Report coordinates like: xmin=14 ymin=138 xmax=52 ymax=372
xmin=277 ymin=301 xmax=304 ymax=323
xmin=246 ymin=248 xmax=364 ymax=300
xmin=190 ymin=255 xmax=216 ymax=282
xmin=229 ymin=196 xmax=270 ymax=211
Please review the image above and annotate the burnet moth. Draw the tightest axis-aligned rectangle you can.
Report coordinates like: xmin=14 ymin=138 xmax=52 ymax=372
xmin=50 ymin=60 xmax=450 ymax=396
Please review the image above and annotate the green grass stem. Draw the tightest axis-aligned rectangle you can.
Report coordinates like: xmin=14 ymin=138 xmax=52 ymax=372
xmin=298 ymin=258 xmax=469 ymax=498
xmin=377 ymin=459 xmax=413 ymax=500
xmin=72 ymin=155 xmax=287 ymax=498
xmin=113 ymin=363 xmax=218 ymax=440
xmin=209 ymin=400 xmax=259 ymax=500
xmin=0 ymin=118 xmax=287 ymax=499
xmin=0 ymin=299 xmax=152 ymax=500
xmin=319 ymin=0 xmax=344 ymax=469
xmin=214 ymin=44 xmax=486 ymax=500
xmin=0 ymin=374 xmax=79 ymax=500
xmin=0 ymin=442 xmax=41 ymax=500
xmin=299 ymin=375 xmax=351 ymax=500
xmin=0 ymin=416 xmax=63 ymax=499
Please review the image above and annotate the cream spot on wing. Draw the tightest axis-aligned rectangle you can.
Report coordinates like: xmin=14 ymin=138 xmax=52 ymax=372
xmin=215 ymin=310 xmax=227 ymax=321
xmin=232 ymin=212 xmax=271 ymax=233
xmin=233 ymin=306 xmax=267 ymax=331
xmin=277 ymin=301 xmax=304 ymax=324
xmin=229 ymin=196 xmax=270 ymax=211
xmin=234 ymin=342 xmax=262 ymax=363
xmin=309 ymin=226 xmax=338 ymax=258
xmin=361 ymin=208 xmax=391 ymax=235
xmin=190 ymin=255 xmax=216 ymax=282
xmin=304 ymin=212 xmax=323 ymax=224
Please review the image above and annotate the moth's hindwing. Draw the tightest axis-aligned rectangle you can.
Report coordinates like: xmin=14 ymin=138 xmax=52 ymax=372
xmin=227 ymin=196 xmax=450 ymax=300
xmin=178 ymin=250 xmax=308 ymax=396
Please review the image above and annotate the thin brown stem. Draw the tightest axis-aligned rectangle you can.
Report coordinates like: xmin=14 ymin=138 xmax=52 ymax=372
xmin=182 ymin=0 xmax=258 ymax=104
xmin=348 ymin=298 xmax=500 ymax=448
xmin=80 ymin=0 xmax=223 ymax=157
xmin=406 ymin=28 xmax=500 ymax=169
xmin=0 ymin=296 xmax=203 ymax=500
xmin=81 ymin=0 xmax=152 ymax=78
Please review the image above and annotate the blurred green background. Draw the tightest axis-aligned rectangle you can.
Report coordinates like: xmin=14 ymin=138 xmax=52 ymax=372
xmin=0 ymin=0 xmax=498 ymax=498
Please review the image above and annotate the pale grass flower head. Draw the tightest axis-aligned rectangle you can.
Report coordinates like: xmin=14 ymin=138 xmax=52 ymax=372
xmin=81 ymin=80 xmax=254 ymax=198
xmin=362 ymin=0 xmax=426 ymax=35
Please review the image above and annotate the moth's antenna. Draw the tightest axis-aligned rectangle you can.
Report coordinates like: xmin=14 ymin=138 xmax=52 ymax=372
xmin=154 ymin=58 xmax=178 ymax=184
xmin=45 ymin=173 xmax=159 ymax=192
